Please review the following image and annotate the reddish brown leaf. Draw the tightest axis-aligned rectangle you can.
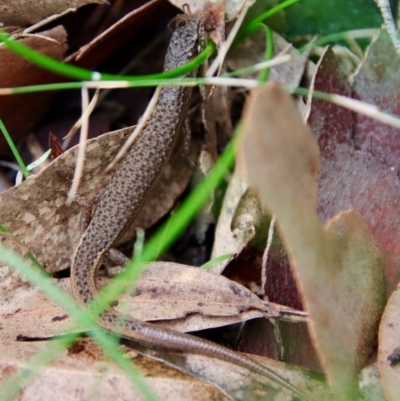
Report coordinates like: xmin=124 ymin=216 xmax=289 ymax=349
xmin=0 ymin=26 xmax=68 ymax=157
xmin=309 ymin=46 xmax=400 ymax=296
xmin=352 ymin=31 xmax=400 ymax=171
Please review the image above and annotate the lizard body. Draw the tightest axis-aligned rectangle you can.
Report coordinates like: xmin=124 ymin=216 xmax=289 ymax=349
xmin=71 ymin=13 xmax=312 ymax=401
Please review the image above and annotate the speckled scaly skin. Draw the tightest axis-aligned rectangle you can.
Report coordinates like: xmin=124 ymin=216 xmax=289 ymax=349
xmin=71 ymin=14 xmax=312 ymax=401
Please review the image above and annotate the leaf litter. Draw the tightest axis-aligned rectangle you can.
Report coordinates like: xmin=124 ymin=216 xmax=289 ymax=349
xmin=2 ymin=1 xmax=398 ymax=393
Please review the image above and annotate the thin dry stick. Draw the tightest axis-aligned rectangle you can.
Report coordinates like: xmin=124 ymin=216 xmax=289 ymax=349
xmin=63 ymin=89 xmax=100 ymax=149
xmin=206 ymin=2 xmax=250 ymax=77
xmin=67 ymin=87 xmax=90 ymax=205
xmin=261 ymin=215 xmax=276 ymax=298
xmin=225 ymin=53 xmax=293 ymax=77
xmin=79 ymin=76 xmax=400 ymax=130
xmin=329 ymin=92 xmax=400 ymax=129
xmin=0 ymin=232 xmax=33 ymax=256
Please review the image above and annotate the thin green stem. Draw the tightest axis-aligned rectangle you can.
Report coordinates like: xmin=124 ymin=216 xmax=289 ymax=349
xmin=299 ymin=28 xmax=379 ymax=51
xmin=0 ymin=119 xmax=29 ymax=179
xmin=0 ymin=27 xmax=213 ymax=82
xmin=235 ymin=0 xmax=300 ymax=43
xmin=201 ymin=254 xmax=232 ymax=270
xmin=257 ymin=24 xmax=274 ymax=83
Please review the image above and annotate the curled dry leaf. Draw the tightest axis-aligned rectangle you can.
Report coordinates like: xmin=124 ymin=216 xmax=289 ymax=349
xmin=0 ymin=0 xmax=106 ymax=26
xmin=109 ymin=261 xmax=276 ymax=330
xmin=0 ymin=128 xmax=198 ymax=289
xmin=240 ymin=82 xmax=386 ymax=400
xmin=0 ymin=26 xmax=68 ymax=156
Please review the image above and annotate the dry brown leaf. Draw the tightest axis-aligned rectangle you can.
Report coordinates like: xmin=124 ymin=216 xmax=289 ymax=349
xmin=378 ymin=283 xmax=400 ymax=401
xmin=0 ymin=339 xmax=229 ymax=401
xmin=0 ymin=128 xmax=198 ymax=289
xmin=1 ymin=261 xmax=303 ymax=340
xmin=240 ymin=83 xmax=386 ymax=400
xmin=69 ymin=0 xmax=164 ymax=64
xmin=0 ymin=26 xmax=68 ymax=156
xmin=0 ymin=0 xmax=106 ymax=26
xmin=131 ymin=341 xmax=331 ymax=401
xmin=0 ymin=277 xmax=92 ymax=340
xmin=114 ymin=261 xmax=270 ymax=321
xmin=0 ymin=337 xmax=330 ymax=401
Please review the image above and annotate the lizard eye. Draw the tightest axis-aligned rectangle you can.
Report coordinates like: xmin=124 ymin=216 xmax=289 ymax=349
xmin=168 ymin=15 xmax=188 ymax=30
xmin=175 ymin=17 xmax=188 ymax=28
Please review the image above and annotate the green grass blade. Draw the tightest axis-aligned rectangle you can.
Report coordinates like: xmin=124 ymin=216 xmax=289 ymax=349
xmin=0 ymin=246 xmax=158 ymax=401
xmin=0 ymin=119 xmax=29 ymax=179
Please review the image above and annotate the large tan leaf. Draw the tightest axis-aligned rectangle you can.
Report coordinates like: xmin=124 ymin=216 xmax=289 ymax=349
xmin=240 ymin=82 xmax=386 ymax=400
